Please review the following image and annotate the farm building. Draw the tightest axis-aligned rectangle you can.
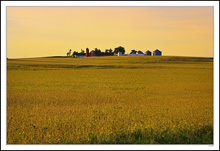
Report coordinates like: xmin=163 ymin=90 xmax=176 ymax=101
xmin=137 ymin=51 xmax=144 ymax=54
xmin=153 ymin=49 xmax=162 ymax=56
xmin=76 ymin=53 xmax=86 ymax=57
xmin=86 ymin=48 xmax=89 ymax=57
xmin=75 ymin=50 xmax=115 ymax=57
xmin=118 ymin=52 xmax=123 ymax=56
xmin=146 ymin=50 xmax=152 ymax=56
xmin=93 ymin=52 xmax=115 ymax=56
xmin=122 ymin=51 xmax=145 ymax=56
xmin=90 ymin=51 xmax=95 ymax=56
xmin=88 ymin=51 xmax=115 ymax=57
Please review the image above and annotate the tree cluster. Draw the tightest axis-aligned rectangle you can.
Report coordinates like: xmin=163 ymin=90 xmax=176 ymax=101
xmin=67 ymin=46 xmax=142 ymax=57
xmin=105 ymin=48 xmax=113 ymax=53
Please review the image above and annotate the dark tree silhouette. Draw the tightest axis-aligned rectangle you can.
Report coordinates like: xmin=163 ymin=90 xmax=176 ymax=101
xmin=105 ymin=48 xmax=113 ymax=53
xmin=114 ymin=46 xmax=125 ymax=54
xmin=130 ymin=49 xmax=137 ymax=54
xmin=81 ymin=49 xmax=85 ymax=53
xmin=67 ymin=49 xmax=72 ymax=57
xmin=94 ymin=48 xmax=101 ymax=53
xmin=72 ymin=51 xmax=78 ymax=57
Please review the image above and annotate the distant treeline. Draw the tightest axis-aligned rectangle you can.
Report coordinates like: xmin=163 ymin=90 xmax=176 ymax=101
xmin=67 ymin=46 xmax=145 ymax=57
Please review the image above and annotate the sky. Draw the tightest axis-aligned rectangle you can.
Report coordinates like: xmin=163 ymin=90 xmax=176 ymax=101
xmin=7 ymin=7 xmax=213 ymax=58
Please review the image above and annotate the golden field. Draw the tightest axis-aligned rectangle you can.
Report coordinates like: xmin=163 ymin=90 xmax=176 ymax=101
xmin=7 ymin=56 xmax=213 ymax=144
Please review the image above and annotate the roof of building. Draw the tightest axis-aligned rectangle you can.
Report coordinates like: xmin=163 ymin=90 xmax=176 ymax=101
xmin=94 ymin=52 xmax=114 ymax=56
xmin=76 ymin=53 xmax=86 ymax=56
xmin=138 ymin=51 xmax=144 ymax=54
xmin=154 ymin=49 xmax=161 ymax=52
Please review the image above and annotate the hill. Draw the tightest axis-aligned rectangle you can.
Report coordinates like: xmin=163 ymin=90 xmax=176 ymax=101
xmin=7 ymin=56 xmax=213 ymax=70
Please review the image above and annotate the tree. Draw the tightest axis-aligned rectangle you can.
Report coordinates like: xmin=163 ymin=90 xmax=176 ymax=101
xmin=114 ymin=46 xmax=125 ymax=54
xmin=94 ymin=48 xmax=101 ymax=53
xmin=67 ymin=49 xmax=72 ymax=57
xmin=105 ymin=48 xmax=113 ymax=53
xmin=130 ymin=49 xmax=137 ymax=54
xmin=81 ymin=49 xmax=85 ymax=53
xmin=72 ymin=51 xmax=78 ymax=57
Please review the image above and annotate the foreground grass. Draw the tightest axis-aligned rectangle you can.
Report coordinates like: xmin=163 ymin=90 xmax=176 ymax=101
xmin=85 ymin=126 xmax=213 ymax=144
xmin=7 ymin=56 xmax=213 ymax=144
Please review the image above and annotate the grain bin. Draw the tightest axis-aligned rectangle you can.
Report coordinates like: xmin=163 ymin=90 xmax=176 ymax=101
xmin=146 ymin=50 xmax=152 ymax=56
xmin=153 ymin=49 xmax=162 ymax=56
xmin=137 ymin=51 xmax=144 ymax=54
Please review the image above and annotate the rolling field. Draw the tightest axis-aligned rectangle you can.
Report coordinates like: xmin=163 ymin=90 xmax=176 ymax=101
xmin=7 ymin=56 xmax=213 ymax=144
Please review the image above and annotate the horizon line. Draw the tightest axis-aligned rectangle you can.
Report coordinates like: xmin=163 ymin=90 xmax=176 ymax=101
xmin=7 ymin=55 xmax=214 ymax=60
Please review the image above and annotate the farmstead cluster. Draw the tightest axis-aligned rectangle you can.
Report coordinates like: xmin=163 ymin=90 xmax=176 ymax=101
xmin=66 ymin=47 xmax=162 ymax=57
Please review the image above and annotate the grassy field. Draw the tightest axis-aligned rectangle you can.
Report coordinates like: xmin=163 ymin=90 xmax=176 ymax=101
xmin=7 ymin=56 xmax=213 ymax=144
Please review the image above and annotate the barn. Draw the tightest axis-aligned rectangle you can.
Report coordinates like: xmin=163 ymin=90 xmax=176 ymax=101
xmin=153 ymin=49 xmax=162 ymax=56
xmin=146 ymin=50 xmax=152 ymax=56
xmin=90 ymin=51 xmax=95 ymax=56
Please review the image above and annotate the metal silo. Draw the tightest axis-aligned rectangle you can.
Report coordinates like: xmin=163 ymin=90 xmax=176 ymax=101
xmin=86 ymin=48 xmax=89 ymax=57
xmin=146 ymin=50 xmax=152 ymax=56
xmin=138 ymin=51 xmax=144 ymax=54
xmin=153 ymin=49 xmax=162 ymax=56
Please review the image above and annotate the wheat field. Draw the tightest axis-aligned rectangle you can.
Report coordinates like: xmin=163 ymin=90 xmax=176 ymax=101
xmin=7 ymin=56 xmax=213 ymax=144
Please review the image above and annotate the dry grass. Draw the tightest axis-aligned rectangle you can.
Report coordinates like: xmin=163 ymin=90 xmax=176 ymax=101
xmin=7 ymin=56 xmax=213 ymax=144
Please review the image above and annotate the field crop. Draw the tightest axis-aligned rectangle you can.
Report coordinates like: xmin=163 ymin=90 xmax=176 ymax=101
xmin=7 ymin=56 xmax=213 ymax=144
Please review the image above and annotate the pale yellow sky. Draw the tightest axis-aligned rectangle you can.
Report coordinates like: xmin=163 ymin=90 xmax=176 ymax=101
xmin=7 ymin=7 xmax=213 ymax=58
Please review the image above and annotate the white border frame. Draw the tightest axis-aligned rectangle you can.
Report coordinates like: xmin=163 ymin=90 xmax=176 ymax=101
xmin=1 ymin=1 xmax=219 ymax=150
